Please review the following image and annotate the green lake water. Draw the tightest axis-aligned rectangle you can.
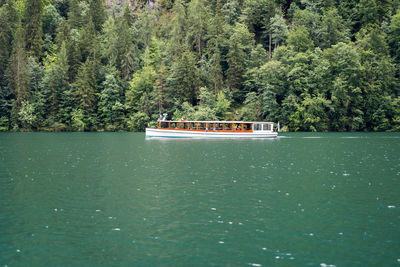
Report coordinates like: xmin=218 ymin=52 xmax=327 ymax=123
xmin=0 ymin=132 xmax=399 ymax=266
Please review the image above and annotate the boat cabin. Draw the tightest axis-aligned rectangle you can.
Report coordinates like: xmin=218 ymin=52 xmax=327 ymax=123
xmin=157 ymin=121 xmax=274 ymax=132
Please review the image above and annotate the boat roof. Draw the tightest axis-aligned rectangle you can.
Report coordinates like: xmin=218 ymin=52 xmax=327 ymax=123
xmin=159 ymin=120 xmax=274 ymax=124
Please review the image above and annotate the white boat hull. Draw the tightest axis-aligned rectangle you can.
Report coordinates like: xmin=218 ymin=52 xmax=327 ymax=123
xmin=145 ymin=128 xmax=278 ymax=138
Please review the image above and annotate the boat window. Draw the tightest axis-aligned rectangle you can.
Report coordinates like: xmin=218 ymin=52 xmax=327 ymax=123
xmin=234 ymin=124 xmax=241 ymax=131
xmin=198 ymin=123 xmax=206 ymax=130
xmin=262 ymin=124 xmax=269 ymax=131
xmin=188 ymin=122 xmax=196 ymax=129
xmin=215 ymin=123 xmax=223 ymax=130
xmin=243 ymin=124 xmax=251 ymax=131
xmin=179 ymin=123 xmax=186 ymax=129
xmin=254 ymin=124 xmax=261 ymax=131
xmin=224 ymin=123 xmax=232 ymax=130
xmin=160 ymin=122 xmax=168 ymax=128
xmin=171 ymin=122 xmax=178 ymax=129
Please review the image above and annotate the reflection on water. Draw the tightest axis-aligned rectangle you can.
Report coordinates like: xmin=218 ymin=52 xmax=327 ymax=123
xmin=0 ymin=132 xmax=399 ymax=266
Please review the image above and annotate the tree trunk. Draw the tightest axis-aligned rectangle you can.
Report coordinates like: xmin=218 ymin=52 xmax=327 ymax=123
xmin=198 ymin=36 xmax=201 ymax=58
xmin=268 ymin=31 xmax=272 ymax=60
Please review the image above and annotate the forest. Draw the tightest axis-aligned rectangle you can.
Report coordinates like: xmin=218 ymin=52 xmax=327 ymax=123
xmin=0 ymin=0 xmax=399 ymax=132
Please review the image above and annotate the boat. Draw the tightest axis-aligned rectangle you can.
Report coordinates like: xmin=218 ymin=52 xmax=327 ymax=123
xmin=145 ymin=120 xmax=278 ymax=138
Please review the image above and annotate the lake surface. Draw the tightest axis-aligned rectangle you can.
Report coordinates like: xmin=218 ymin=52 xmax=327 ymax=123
xmin=0 ymin=132 xmax=399 ymax=266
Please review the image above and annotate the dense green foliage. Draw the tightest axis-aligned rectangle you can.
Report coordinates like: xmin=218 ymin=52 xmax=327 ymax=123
xmin=0 ymin=0 xmax=399 ymax=131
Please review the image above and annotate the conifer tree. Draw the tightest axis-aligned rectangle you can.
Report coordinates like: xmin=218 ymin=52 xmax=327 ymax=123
xmin=98 ymin=66 xmax=124 ymax=129
xmin=9 ymin=25 xmax=29 ymax=128
xmin=89 ymin=0 xmax=106 ymax=32
xmin=55 ymin=19 xmax=82 ymax=82
xmin=226 ymin=23 xmax=253 ymax=101
xmin=169 ymin=0 xmax=187 ymax=57
xmin=42 ymin=42 xmax=70 ymax=119
xmin=388 ymin=10 xmax=400 ymax=63
xmin=101 ymin=16 xmax=119 ymax=67
xmin=318 ymin=8 xmax=349 ymax=49
xmin=24 ymin=0 xmax=43 ymax=58
xmin=0 ymin=0 xmax=18 ymax=85
xmin=222 ymin=0 xmax=240 ymax=26
xmin=67 ymin=31 xmax=82 ymax=82
xmin=187 ymin=0 xmax=210 ymax=58
xmin=117 ymin=13 xmax=137 ymax=81
xmin=227 ymin=36 xmax=245 ymax=100
xmin=210 ymin=43 xmax=223 ymax=94
xmin=26 ymin=56 xmax=45 ymax=126
xmin=75 ymin=58 xmax=97 ymax=114
xmin=135 ymin=8 xmax=154 ymax=49
xmin=79 ymin=20 xmax=99 ymax=64
xmin=207 ymin=0 xmax=225 ymax=94
xmin=270 ymin=12 xmax=288 ymax=49
xmin=122 ymin=4 xmax=132 ymax=28
xmin=155 ymin=63 xmax=167 ymax=115
xmin=55 ymin=19 xmax=70 ymax=47
xmin=68 ymin=0 xmax=82 ymax=29
xmin=170 ymin=49 xmax=200 ymax=105
xmin=0 ymin=1 xmax=18 ymax=129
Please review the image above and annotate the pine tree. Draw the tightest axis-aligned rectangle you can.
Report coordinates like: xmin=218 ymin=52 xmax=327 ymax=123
xmin=101 ymin=16 xmax=119 ymax=67
xmin=75 ymin=58 xmax=97 ymax=114
xmin=9 ymin=25 xmax=29 ymax=128
xmin=170 ymin=49 xmax=200 ymax=105
xmin=55 ymin=18 xmax=82 ymax=82
xmin=79 ymin=20 xmax=99 ymax=64
xmin=155 ymin=63 xmax=167 ymax=115
xmin=388 ymin=10 xmax=400 ymax=63
xmin=117 ymin=14 xmax=137 ymax=81
xmin=169 ymin=0 xmax=187 ymax=57
xmin=207 ymin=0 xmax=224 ymax=94
xmin=24 ymin=0 xmax=43 ymax=58
xmin=210 ymin=43 xmax=223 ymax=94
xmin=89 ymin=0 xmax=106 ymax=32
xmin=27 ymin=56 xmax=45 ymax=127
xmin=67 ymin=31 xmax=82 ymax=82
xmin=98 ymin=66 xmax=125 ymax=129
xmin=187 ymin=0 xmax=210 ymax=58
xmin=226 ymin=36 xmax=244 ymax=100
xmin=135 ymin=8 xmax=154 ymax=50
xmin=318 ymin=8 xmax=349 ymax=49
xmin=0 ymin=0 xmax=18 ymax=86
xmin=0 ymin=1 xmax=18 ymax=130
xmin=68 ymin=0 xmax=82 ymax=29
xmin=270 ymin=12 xmax=288 ymax=49
xmin=226 ymin=23 xmax=253 ymax=102
xmin=42 ymin=41 xmax=70 ymax=119
xmin=122 ymin=4 xmax=132 ymax=28
xmin=222 ymin=0 xmax=240 ymax=26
